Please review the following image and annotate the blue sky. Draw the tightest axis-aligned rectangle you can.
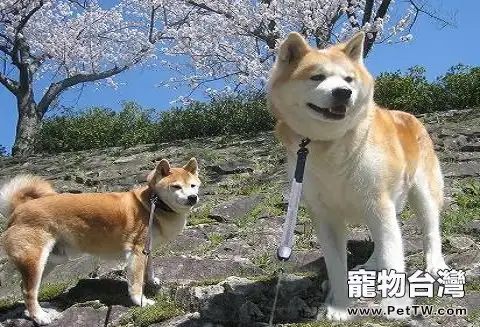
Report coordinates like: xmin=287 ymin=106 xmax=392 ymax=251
xmin=1 ymin=1 xmax=479 ymax=153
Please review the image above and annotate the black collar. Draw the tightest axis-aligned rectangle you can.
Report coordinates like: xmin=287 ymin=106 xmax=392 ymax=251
xmin=149 ymin=192 xmax=175 ymax=213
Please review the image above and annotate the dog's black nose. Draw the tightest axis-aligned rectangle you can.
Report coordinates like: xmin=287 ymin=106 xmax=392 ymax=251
xmin=332 ymin=87 xmax=352 ymax=102
xmin=187 ymin=195 xmax=198 ymax=205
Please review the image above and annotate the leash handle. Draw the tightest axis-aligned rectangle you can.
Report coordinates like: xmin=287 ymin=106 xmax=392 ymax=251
xmin=277 ymin=138 xmax=310 ymax=261
xmin=294 ymin=138 xmax=310 ymax=183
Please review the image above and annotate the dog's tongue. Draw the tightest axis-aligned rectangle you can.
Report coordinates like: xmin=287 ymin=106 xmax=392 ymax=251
xmin=329 ymin=105 xmax=346 ymax=115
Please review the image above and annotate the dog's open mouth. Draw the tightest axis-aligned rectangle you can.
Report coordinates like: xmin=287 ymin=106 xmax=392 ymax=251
xmin=307 ymin=103 xmax=346 ymax=120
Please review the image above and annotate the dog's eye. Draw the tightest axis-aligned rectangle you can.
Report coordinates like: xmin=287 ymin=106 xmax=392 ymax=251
xmin=345 ymin=76 xmax=354 ymax=83
xmin=171 ymin=185 xmax=182 ymax=190
xmin=191 ymin=184 xmax=197 ymax=188
xmin=310 ymin=74 xmax=326 ymax=82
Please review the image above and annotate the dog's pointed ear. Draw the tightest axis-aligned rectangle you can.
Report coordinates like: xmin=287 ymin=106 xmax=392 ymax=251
xmin=148 ymin=159 xmax=171 ymax=182
xmin=342 ymin=32 xmax=365 ymax=63
xmin=278 ymin=32 xmax=310 ymax=63
xmin=183 ymin=157 xmax=199 ymax=176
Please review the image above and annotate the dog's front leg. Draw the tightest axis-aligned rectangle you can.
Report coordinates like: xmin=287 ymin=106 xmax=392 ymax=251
xmin=146 ymin=255 xmax=160 ymax=286
xmin=366 ymin=198 xmax=412 ymax=318
xmin=311 ymin=215 xmax=351 ymax=321
xmin=126 ymin=250 xmax=155 ymax=307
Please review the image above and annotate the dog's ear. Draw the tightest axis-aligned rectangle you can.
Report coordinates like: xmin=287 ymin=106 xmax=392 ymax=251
xmin=278 ymin=32 xmax=310 ymax=63
xmin=148 ymin=159 xmax=171 ymax=182
xmin=342 ymin=32 xmax=365 ymax=63
xmin=183 ymin=157 xmax=199 ymax=176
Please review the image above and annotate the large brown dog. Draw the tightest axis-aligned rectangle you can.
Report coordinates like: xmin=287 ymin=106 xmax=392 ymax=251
xmin=0 ymin=158 xmax=200 ymax=325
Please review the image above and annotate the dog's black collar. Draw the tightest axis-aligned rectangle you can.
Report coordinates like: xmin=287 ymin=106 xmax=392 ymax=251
xmin=149 ymin=192 xmax=175 ymax=213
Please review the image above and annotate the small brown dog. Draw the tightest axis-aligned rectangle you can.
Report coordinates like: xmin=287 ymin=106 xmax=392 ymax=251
xmin=0 ymin=158 xmax=200 ymax=325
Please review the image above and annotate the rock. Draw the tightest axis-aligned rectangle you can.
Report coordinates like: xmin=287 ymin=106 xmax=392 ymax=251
xmin=209 ymin=195 xmax=264 ymax=223
xmin=238 ymin=301 xmax=264 ymax=322
xmin=207 ymin=160 xmax=254 ymax=175
xmin=285 ymin=296 xmax=316 ymax=320
xmin=465 ymin=220 xmax=480 ymax=234
xmin=0 ymin=109 xmax=479 ymax=327
xmin=446 ymin=235 xmax=475 ymax=251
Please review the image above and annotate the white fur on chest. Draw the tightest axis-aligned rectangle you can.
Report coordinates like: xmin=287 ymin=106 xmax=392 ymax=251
xmin=286 ymin=141 xmax=406 ymax=223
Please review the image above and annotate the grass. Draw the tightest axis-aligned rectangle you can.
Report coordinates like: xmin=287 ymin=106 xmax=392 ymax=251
xmin=120 ymin=293 xmax=184 ymax=327
xmin=0 ymin=297 xmax=17 ymax=311
xmin=467 ymin=307 xmax=480 ymax=324
xmin=441 ymin=179 xmax=480 ymax=235
xmin=38 ymin=281 xmax=74 ymax=302
xmin=465 ymin=277 xmax=480 ymax=292
xmin=236 ymin=190 xmax=284 ymax=228
xmin=283 ymin=318 xmax=406 ymax=327
xmin=188 ymin=204 xmax=216 ymax=226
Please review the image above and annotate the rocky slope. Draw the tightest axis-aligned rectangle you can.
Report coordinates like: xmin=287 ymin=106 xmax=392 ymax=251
xmin=0 ymin=109 xmax=479 ymax=327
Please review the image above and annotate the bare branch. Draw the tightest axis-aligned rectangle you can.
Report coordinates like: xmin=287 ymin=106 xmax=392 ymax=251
xmin=408 ymin=0 xmax=456 ymax=28
xmin=362 ymin=0 xmax=374 ymax=26
xmin=186 ymin=1 xmax=233 ymax=19
xmin=0 ymin=72 xmax=19 ymax=95
xmin=363 ymin=0 xmax=391 ymax=56
xmin=15 ymin=0 xmax=44 ymax=34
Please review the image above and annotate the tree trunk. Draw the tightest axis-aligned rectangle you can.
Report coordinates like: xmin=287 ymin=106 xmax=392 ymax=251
xmin=12 ymin=92 xmax=41 ymax=157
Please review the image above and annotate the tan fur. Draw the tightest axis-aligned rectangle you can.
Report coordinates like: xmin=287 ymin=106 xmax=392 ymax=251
xmin=268 ymin=32 xmax=447 ymax=321
xmin=0 ymin=158 xmax=201 ymax=325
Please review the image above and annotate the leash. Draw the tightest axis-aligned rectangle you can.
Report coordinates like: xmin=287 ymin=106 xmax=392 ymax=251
xmin=140 ymin=193 xmax=159 ymax=307
xmin=277 ymin=137 xmax=310 ymax=261
xmin=269 ymin=137 xmax=310 ymax=326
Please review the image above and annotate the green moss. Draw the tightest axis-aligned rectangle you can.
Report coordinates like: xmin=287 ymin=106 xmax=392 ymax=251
xmin=442 ymin=179 xmax=480 ymax=235
xmin=190 ymin=277 xmax=224 ymax=287
xmin=285 ymin=318 xmax=405 ymax=327
xmin=0 ymin=297 xmax=16 ymax=311
xmin=400 ymin=205 xmax=413 ymax=220
xmin=120 ymin=294 xmax=183 ymax=327
xmin=465 ymin=277 xmax=480 ymax=291
xmin=188 ymin=204 xmax=216 ymax=226
xmin=38 ymin=281 xmax=73 ymax=302
xmin=236 ymin=191 xmax=283 ymax=228
xmin=467 ymin=307 xmax=480 ymax=324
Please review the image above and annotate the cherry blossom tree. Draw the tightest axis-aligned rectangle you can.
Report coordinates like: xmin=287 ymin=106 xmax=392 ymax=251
xmin=0 ymin=0 xmax=159 ymax=156
xmin=1 ymin=0 xmax=451 ymax=156
xmin=139 ymin=0 xmax=451 ymax=99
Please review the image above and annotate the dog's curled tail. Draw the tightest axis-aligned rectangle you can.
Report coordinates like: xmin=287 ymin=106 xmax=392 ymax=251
xmin=0 ymin=174 xmax=56 ymax=218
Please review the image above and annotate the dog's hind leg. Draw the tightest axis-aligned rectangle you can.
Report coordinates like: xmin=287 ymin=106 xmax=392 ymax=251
xmin=408 ymin=163 xmax=448 ymax=276
xmin=5 ymin=227 xmax=56 ymax=325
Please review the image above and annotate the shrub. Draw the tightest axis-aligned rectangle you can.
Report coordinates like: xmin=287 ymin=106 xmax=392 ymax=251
xmin=374 ymin=64 xmax=480 ymax=113
xmin=33 ymin=65 xmax=479 ymax=154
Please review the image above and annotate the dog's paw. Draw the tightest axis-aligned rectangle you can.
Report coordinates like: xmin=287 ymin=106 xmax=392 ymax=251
xmin=324 ymin=305 xmax=351 ymax=321
xmin=148 ymin=277 xmax=161 ymax=286
xmin=131 ymin=295 xmax=156 ymax=307
xmin=426 ymin=261 xmax=450 ymax=278
xmin=32 ymin=310 xmax=53 ymax=325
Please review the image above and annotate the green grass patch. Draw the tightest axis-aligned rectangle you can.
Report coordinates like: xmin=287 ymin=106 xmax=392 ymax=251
xmin=236 ymin=191 xmax=284 ymax=228
xmin=188 ymin=204 xmax=216 ymax=226
xmin=189 ymin=277 xmax=224 ymax=287
xmin=467 ymin=307 xmax=480 ymax=324
xmin=120 ymin=294 xmax=184 ymax=327
xmin=284 ymin=318 xmax=406 ymax=327
xmin=441 ymin=179 xmax=480 ymax=235
xmin=0 ymin=297 xmax=17 ymax=311
xmin=38 ymin=281 xmax=73 ymax=302
xmin=465 ymin=277 xmax=480 ymax=292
